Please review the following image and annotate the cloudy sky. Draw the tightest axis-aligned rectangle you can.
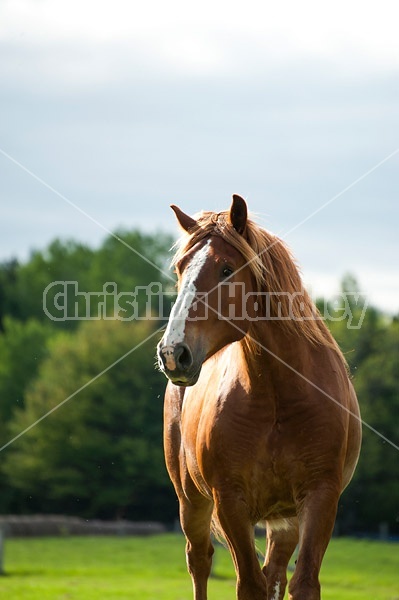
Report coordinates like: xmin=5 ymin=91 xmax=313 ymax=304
xmin=1 ymin=0 xmax=398 ymax=311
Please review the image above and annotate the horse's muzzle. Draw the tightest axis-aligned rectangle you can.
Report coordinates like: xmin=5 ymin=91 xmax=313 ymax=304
xmin=157 ymin=342 xmax=200 ymax=386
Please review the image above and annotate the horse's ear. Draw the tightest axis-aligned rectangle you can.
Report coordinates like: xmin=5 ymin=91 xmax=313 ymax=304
xmin=229 ymin=194 xmax=247 ymax=235
xmin=170 ymin=205 xmax=198 ymax=232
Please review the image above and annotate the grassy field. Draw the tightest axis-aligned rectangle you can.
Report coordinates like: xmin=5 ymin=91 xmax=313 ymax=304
xmin=0 ymin=534 xmax=398 ymax=599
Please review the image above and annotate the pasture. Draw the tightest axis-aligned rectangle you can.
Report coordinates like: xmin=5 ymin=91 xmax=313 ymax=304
xmin=0 ymin=534 xmax=398 ymax=599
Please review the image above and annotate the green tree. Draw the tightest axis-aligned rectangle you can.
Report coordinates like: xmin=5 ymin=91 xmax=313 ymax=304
xmin=2 ymin=319 xmax=174 ymax=520
xmin=6 ymin=240 xmax=95 ymax=324
xmin=0 ymin=231 xmax=173 ymax=328
xmin=341 ymin=320 xmax=399 ymax=533
xmin=320 ymin=275 xmax=399 ymax=533
xmin=0 ymin=228 xmax=175 ymax=517
xmin=0 ymin=259 xmax=19 ymax=330
xmin=0 ymin=317 xmax=54 ymax=443
xmin=0 ymin=317 xmax=56 ymax=512
xmin=321 ymin=274 xmax=386 ymax=371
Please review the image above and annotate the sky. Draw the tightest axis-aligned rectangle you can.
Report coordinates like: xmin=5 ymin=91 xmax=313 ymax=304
xmin=1 ymin=0 xmax=398 ymax=312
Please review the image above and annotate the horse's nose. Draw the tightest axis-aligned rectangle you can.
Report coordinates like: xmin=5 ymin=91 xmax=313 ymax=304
xmin=174 ymin=343 xmax=193 ymax=371
xmin=158 ymin=343 xmax=193 ymax=373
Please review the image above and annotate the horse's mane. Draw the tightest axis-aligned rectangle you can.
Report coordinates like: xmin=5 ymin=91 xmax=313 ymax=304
xmin=172 ymin=210 xmax=346 ymax=364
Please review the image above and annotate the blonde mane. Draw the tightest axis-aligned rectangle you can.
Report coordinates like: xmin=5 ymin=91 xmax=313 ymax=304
xmin=172 ymin=210 xmax=346 ymax=363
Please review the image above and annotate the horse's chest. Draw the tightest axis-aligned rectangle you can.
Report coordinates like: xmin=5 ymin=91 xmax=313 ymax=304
xmin=180 ymin=389 xmax=273 ymax=490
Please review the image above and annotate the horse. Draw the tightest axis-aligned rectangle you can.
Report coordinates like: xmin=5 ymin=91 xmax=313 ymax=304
xmin=157 ymin=195 xmax=361 ymax=600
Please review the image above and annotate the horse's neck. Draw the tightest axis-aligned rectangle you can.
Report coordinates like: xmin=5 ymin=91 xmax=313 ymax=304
xmin=241 ymin=321 xmax=312 ymax=388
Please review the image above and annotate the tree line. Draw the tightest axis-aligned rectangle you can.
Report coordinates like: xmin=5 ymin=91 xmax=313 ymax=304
xmin=0 ymin=232 xmax=398 ymax=534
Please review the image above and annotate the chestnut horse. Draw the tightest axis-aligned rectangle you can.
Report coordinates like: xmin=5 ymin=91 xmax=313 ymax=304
xmin=157 ymin=195 xmax=361 ymax=600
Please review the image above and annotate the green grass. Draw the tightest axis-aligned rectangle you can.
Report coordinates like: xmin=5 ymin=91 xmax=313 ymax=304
xmin=0 ymin=534 xmax=398 ymax=599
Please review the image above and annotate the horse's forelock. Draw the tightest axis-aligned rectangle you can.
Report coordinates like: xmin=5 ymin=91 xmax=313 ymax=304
xmin=171 ymin=210 xmax=265 ymax=286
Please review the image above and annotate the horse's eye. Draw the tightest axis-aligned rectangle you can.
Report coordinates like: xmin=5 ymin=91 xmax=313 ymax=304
xmin=221 ymin=266 xmax=234 ymax=279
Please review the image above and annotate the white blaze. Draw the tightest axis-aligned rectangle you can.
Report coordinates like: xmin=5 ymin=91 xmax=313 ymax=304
xmin=163 ymin=239 xmax=211 ymax=348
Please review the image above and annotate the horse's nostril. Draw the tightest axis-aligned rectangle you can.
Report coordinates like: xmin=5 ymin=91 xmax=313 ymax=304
xmin=175 ymin=343 xmax=193 ymax=370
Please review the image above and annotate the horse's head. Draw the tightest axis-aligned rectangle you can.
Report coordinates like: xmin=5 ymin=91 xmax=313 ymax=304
xmin=157 ymin=195 xmax=257 ymax=386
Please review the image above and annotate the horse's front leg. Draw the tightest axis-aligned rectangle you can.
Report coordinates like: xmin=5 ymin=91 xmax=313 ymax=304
xmin=214 ymin=491 xmax=268 ymax=600
xmin=288 ymin=485 xmax=340 ymax=600
xmin=179 ymin=487 xmax=214 ymax=600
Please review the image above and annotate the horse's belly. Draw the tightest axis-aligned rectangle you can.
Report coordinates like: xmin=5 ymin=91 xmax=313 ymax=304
xmin=184 ymin=440 xmax=297 ymax=521
xmin=256 ymin=480 xmax=296 ymax=521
